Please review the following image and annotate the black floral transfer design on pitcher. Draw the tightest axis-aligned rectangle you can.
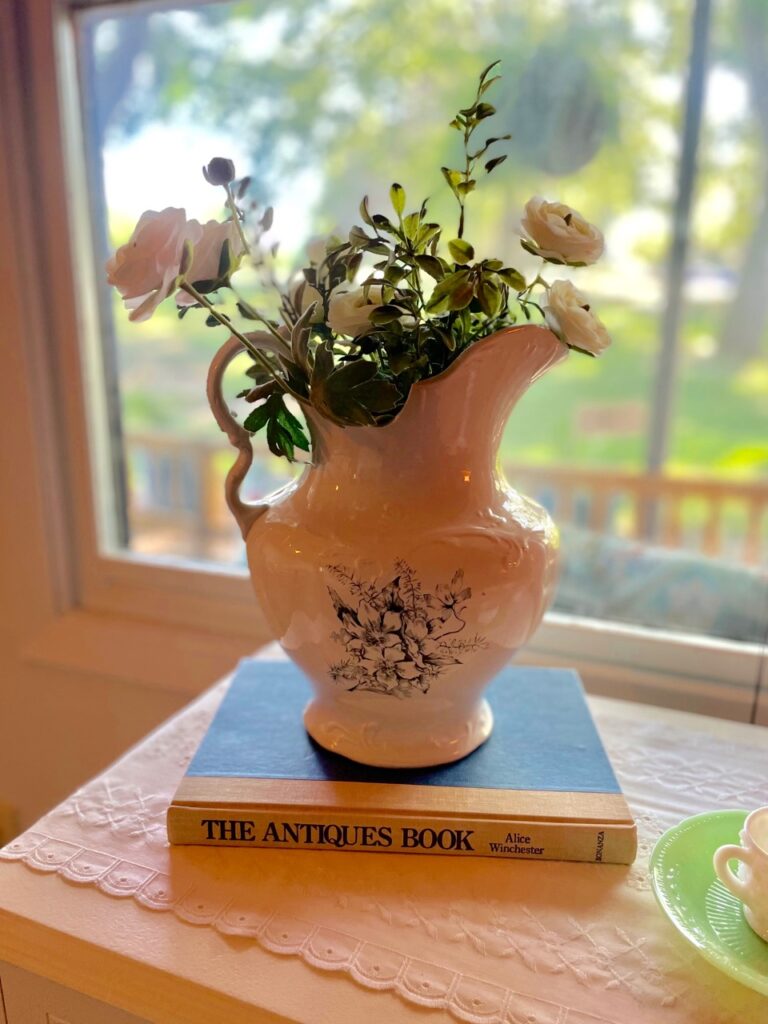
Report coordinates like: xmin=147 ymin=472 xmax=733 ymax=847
xmin=326 ymin=560 xmax=488 ymax=698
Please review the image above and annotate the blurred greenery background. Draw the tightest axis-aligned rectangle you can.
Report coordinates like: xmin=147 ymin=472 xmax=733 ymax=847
xmin=81 ymin=0 xmax=768 ymax=564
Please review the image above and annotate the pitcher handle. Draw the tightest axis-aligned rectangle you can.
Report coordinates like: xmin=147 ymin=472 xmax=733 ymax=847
xmin=206 ymin=336 xmax=267 ymax=539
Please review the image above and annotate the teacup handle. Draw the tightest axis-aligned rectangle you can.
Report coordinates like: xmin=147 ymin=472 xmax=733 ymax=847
xmin=713 ymin=843 xmax=753 ymax=901
xmin=206 ymin=336 xmax=268 ymax=539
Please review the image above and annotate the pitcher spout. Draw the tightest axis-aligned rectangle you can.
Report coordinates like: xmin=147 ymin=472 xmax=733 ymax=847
xmin=402 ymin=324 xmax=567 ymax=449
xmin=296 ymin=324 xmax=566 ymax=519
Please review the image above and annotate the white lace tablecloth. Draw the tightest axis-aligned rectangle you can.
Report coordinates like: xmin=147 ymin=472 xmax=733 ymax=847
xmin=2 ymin=671 xmax=767 ymax=1024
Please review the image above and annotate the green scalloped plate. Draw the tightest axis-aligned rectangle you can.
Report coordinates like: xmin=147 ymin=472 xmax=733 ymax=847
xmin=650 ymin=810 xmax=768 ymax=995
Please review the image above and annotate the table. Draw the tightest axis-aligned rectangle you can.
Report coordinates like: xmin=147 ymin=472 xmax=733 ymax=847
xmin=1 ymin=664 xmax=766 ymax=1024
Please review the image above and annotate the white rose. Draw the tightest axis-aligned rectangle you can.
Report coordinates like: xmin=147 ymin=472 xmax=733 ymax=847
xmin=176 ymin=219 xmax=246 ymax=306
xmin=326 ymin=284 xmax=385 ymax=337
xmin=106 ymin=208 xmax=201 ymax=322
xmin=521 ymin=196 xmax=604 ymax=266
xmin=544 ymin=279 xmax=611 ymax=355
xmin=288 ymin=278 xmax=324 ymax=323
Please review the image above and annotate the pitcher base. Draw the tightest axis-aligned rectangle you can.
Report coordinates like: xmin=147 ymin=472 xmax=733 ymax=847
xmin=303 ymin=698 xmax=494 ymax=768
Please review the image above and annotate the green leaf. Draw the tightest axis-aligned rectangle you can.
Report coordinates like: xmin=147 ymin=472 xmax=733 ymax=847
xmin=485 ymin=154 xmax=507 ymax=174
xmin=424 ymin=269 xmax=471 ymax=313
xmin=326 ymin=359 xmax=378 ymax=391
xmin=456 ymin=179 xmax=476 ymax=196
xmin=359 ymin=195 xmax=374 ymax=227
xmin=260 ymin=206 xmax=274 ymax=231
xmin=290 ymin=301 xmax=318 ymax=374
xmin=205 ymin=314 xmax=220 ymax=327
xmin=440 ymin=167 xmax=463 ymax=195
xmin=348 ymin=225 xmax=371 ymax=248
xmin=243 ymin=402 xmax=272 ymax=434
xmin=415 ymin=222 xmax=441 ymax=250
xmin=448 ymin=238 xmax=475 ymax=263
xmin=266 ymin=417 xmax=294 ymax=461
xmin=498 ymin=267 xmax=527 ymax=290
xmin=389 ymin=183 xmax=406 ymax=217
xmin=474 ymin=102 xmax=496 ymax=121
xmin=345 ymin=251 xmax=363 ymax=282
xmin=478 ymin=59 xmax=501 ymax=84
xmin=311 ymin=341 xmax=334 ymax=384
xmin=476 ymin=277 xmax=502 ymax=317
xmin=349 ymin=379 xmax=401 ymax=413
xmin=217 ymin=238 xmax=232 ymax=280
xmin=275 ymin=402 xmax=310 ymax=451
xmin=372 ymin=214 xmax=396 ymax=233
xmin=402 ymin=212 xmax=421 ymax=240
xmin=365 ymin=241 xmax=392 ymax=256
xmin=479 ymin=75 xmax=501 ymax=95
xmin=383 ymin=264 xmax=406 ymax=286
xmin=246 ymin=393 xmax=312 ymax=461
xmin=447 ymin=279 xmax=475 ymax=310
xmin=433 ymin=325 xmax=456 ymax=352
xmin=278 ymin=355 xmax=305 ymax=382
xmin=414 ymin=254 xmax=445 ymax=280
xmin=369 ymin=304 xmax=406 ymax=326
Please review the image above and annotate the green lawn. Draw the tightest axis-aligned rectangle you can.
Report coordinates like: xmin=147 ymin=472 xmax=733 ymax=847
xmin=504 ymin=302 xmax=768 ymax=479
xmin=118 ymin=297 xmax=767 ymax=481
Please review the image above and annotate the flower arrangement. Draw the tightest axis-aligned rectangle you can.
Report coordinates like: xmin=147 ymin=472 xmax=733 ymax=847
xmin=107 ymin=60 xmax=610 ymax=461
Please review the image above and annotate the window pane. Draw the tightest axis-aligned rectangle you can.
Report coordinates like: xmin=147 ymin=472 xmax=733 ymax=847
xmin=76 ymin=0 xmax=767 ymax=645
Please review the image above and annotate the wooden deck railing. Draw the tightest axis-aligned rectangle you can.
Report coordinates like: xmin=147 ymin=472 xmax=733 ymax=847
xmin=507 ymin=464 xmax=768 ymax=565
xmin=123 ymin=434 xmax=768 ymax=565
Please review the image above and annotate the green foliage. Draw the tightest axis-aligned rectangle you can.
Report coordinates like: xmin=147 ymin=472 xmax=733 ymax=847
xmin=243 ymin=392 xmax=310 ymax=461
xmin=169 ymin=61 xmax=564 ymax=461
xmin=122 ymin=58 xmax=612 ymax=462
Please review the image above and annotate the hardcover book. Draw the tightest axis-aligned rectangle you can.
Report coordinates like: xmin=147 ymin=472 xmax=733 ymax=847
xmin=167 ymin=660 xmax=637 ymax=863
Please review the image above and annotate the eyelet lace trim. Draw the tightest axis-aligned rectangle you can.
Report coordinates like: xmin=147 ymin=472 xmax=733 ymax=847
xmin=1 ymin=830 xmax=618 ymax=1024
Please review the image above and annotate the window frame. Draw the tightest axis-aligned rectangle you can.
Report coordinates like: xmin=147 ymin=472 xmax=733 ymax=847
xmin=6 ymin=0 xmax=765 ymax=717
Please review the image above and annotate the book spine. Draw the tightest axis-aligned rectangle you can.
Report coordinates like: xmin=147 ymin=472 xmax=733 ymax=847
xmin=167 ymin=808 xmax=637 ymax=864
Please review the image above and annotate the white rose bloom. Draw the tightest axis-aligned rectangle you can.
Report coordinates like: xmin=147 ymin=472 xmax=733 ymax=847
xmin=521 ymin=196 xmax=604 ymax=266
xmin=106 ymin=208 xmax=202 ymax=322
xmin=176 ymin=219 xmax=246 ymax=306
xmin=544 ymin=279 xmax=611 ymax=355
xmin=326 ymin=284 xmax=385 ymax=337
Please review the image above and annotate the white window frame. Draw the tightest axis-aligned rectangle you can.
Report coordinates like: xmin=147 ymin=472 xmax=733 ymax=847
xmin=4 ymin=0 xmax=765 ymax=720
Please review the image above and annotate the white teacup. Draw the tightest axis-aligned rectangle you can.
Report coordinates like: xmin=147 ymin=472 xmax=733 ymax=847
xmin=713 ymin=807 xmax=768 ymax=941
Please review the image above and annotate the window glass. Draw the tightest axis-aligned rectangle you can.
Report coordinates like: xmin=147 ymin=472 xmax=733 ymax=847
xmin=77 ymin=0 xmax=767 ymax=645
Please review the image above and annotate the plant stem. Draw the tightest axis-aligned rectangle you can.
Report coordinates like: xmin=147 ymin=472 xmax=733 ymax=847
xmin=230 ymin=284 xmax=292 ymax=355
xmin=224 ymin=184 xmax=252 ymax=257
xmin=180 ymin=282 xmax=304 ymax=401
xmin=457 ymin=118 xmax=478 ymax=239
xmin=518 ymin=272 xmax=548 ymax=302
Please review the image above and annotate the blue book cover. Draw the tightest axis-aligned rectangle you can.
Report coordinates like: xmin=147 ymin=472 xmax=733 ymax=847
xmin=168 ymin=660 xmax=636 ymax=862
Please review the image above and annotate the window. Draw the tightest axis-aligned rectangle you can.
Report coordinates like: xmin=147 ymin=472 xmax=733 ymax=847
xmin=7 ymin=0 xmax=767 ymax=715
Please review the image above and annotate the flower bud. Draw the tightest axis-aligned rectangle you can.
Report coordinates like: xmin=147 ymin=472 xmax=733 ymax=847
xmin=203 ymin=157 xmax=236 ymax=186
